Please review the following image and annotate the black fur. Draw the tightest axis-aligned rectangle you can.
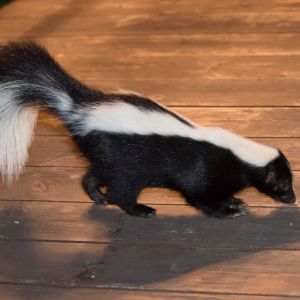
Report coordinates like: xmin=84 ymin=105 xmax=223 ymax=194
xmin=74 ymin=132 xmax=296 ymax=218
xmin=0 ymin=41 xmax=192 ymax=127
xmin=251 ymin=151 xmax=295 ymax=204
xmin=0 ymin=41 xmax=296 ymax=218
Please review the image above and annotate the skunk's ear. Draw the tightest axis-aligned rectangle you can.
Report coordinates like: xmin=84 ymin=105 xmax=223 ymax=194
xmin=265 ymin=163 xmax=277 ymax=184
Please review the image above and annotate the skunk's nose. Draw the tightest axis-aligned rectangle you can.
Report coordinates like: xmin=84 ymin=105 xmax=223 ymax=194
xmin=279 ymin=193 xmax=296 ymax=204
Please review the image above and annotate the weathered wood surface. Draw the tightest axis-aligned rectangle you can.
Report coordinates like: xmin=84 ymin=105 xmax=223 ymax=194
xmin=5 ymin=0 xmax=300 ymax=17
xmin=0 ymin=0 xmax=299 ymax=298
xmin=0 ymin=240 xmax=299 ymax=296
xmin=3 ymin=10 xmax=300 ymax=36
xmin=2 ymin=37 xmax=300 ymax=107
xmin=10 ymin=34 xmax=300 ymax=56
xmin=0 ymin=286 xmax=295 ymax=300
xmin=52 ymin=55 xmax=300 ymax=81
xmin=0 ymin=167 xmax=299 ymax=207
xmin=0 ymin=201 xmax=299 ymax=249
xmin=36 ymin=108 xmax=300 ymax=137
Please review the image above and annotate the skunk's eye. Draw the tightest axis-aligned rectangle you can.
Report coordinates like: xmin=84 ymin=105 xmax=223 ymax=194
xmin=280 ymin=184 xmax=289 ymax=192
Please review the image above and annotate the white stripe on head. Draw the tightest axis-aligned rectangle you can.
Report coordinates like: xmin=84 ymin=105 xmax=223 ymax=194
xmin=80 ymin=101 xmax=279 ymax=167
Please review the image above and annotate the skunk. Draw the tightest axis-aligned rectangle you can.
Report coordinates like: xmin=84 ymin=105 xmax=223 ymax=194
xmin=0 ymin=41 xmax=296 ymax=218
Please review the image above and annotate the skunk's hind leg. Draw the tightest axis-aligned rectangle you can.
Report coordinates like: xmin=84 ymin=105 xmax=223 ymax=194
xmin=82 ymin=169 xmax=107 ymax=205
xmin=106 ymin=180 xmax=156 ymax=217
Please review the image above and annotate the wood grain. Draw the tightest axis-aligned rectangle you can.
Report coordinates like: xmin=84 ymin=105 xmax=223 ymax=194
xmin=28 ymin=136 xmax=88 ymax=167
xmin=0 ymin=201 xmax=299 ymax=250
xmin=4 ymin=34 xmax=300 ymax=56
xmin=2 ymin=36 xmax=300 ymax=106
xmin=38 ymin=78 xmax=300 ymax=107
xmin=28 ymin=34 xmax=300 ymax=57
xmin=4 ymin=0 xmax=300 ymax=18
xmin=0 ymin=285 xmax=294 ymax=300
xmin=51 ymin=55 xmax=300 ymax=81
xmin=0 ymin=167 xmax=299 ymax=206
xmin=35 ymin=108 xmax=300 ymax=137
xmin=0 ymin=241 xmax=299 ymax=296
xmin=0 ymin=0 xmax=299 ymax=297
xmin=3 ymin=8 xmax=300 ymax=37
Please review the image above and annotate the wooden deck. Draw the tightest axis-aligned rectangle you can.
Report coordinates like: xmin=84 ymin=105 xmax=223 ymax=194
xmin=0 ymin=0 xmax=300 ymax=299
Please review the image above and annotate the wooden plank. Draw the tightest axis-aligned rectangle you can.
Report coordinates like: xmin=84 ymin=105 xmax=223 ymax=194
xmin=28 ymin=136 xmax=88 ymax=167
xmin=24 ymin=78 xmax=300 ymax=107
xmin=3 ymin=34 xmax=300 ymax=57
xmin=57 ymin=78 xmax=300 ymax=107
xmin=36 ymin=108 xmax=300 ymax=137
xmin=27 ymin=136 xmax=300 ymax=170
xmin=0 ymin=201 xmax=299 ymax=250
xmin=4 ymin=0 xmax=300 ymax=18
xmin=0 ymin=240 xmax=299 ymax=296
xmin=0 ymin=167 xmax=299 ymax=206
xmin=2 ymin=12 xmax=300 ymax=37
xmin=0 ymin=284 xmax=294 ymax=300
xmin=48 ymin=55 xmax=300 ymax=81
xmin=0 ymin=0 xmax=299 ymax=298
xmin=1 ymin=74 xmax=299 ymax=107
xmin=38 ymin=34 xmax=300 ymax=57
xmin=2 ymin=37 xmax=300 ymax=105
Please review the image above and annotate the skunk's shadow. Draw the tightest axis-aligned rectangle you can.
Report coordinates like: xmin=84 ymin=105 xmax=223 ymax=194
xmin=0 ymin=203 xmax=299 ymax=298
xmin=85 ymin=204 xmax=300 ymax=284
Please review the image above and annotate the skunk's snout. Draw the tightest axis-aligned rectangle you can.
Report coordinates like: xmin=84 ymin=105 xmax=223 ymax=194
xmin=277 ymin=192 xmax=296 ymax=204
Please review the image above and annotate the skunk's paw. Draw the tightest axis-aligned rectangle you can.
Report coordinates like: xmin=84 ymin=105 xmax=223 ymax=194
xmin=125 ymin=204 xmax=156 ymax=218
xmin=226 ymin=197 xmax=247 ymax=209
xmin=215 ymin=206 xmax=247 ymax=219
xmin=90 ymin=192 xmax=107 ymax=205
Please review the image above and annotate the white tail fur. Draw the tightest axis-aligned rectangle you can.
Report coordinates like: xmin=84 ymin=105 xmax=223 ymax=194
xmin=0 ymin=88 xmax=38 ymax=183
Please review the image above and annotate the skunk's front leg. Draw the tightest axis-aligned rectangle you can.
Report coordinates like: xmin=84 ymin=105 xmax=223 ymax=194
xmin=187 ymin=193 xmax=246 ymax=218
xmin=106 ymin=182 xmax=156 ymax=218
xmin=82 ymin=169 xmax=107 ymax=204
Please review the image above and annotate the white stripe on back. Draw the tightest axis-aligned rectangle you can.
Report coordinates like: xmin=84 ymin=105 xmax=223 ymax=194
xmin=81 ymin=102 xmax=279 ymax=167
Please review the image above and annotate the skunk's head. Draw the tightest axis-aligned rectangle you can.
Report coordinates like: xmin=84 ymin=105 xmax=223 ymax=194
xmin=253 ymin=151 xmax=296 ymax=204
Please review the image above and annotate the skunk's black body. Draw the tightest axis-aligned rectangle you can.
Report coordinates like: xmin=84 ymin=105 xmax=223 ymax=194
xmin=0 ymin=41 xmax=296 ymax=218
xmin=77 ymin=133 xmax=250 ymax=217
xmin=75 ymin=130 xmax=294 ymax=218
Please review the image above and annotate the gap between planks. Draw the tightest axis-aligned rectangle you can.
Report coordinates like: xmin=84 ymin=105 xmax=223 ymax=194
xmin=0 ymin=282 xmax=298 ymax=300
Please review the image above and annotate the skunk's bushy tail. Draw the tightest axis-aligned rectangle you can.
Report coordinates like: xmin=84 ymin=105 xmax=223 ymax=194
xmin=0 ymin=97 xmax=38 ymax=183
xmin=0 ymin=41 xmax=95 ymax=183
